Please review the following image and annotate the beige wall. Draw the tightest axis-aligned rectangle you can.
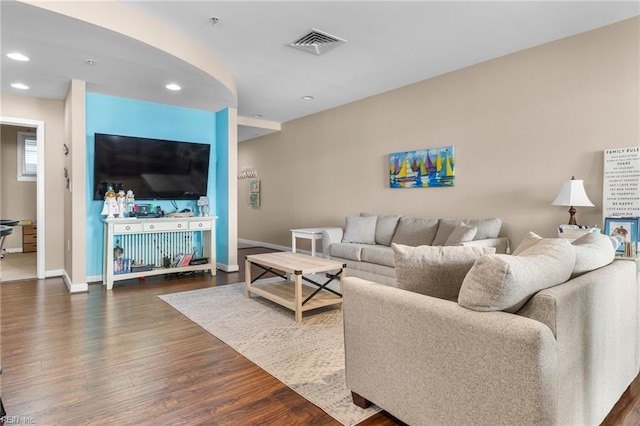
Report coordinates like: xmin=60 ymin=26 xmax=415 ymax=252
xmin=238 ymin=17 xmax=640 ymax=251
xmin=0 ymin=124 xmax=37 ymax=250
xmin=63 ymin=80 xmax=87 ymax=288
xmin=1 ymin=93 xmax=65 ymax=272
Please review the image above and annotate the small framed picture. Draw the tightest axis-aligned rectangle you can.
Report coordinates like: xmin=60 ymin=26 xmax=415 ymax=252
xmin=249 ymin=179 xmax=260 ymax=193
xmin=249 ymin=192 xmax=260 ymax=207
xmin=604 ymin=217 xmax=639 ymax=254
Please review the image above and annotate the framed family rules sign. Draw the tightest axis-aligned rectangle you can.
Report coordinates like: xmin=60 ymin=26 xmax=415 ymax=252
xmin=603 ymin=146 xmax=640 ymax=218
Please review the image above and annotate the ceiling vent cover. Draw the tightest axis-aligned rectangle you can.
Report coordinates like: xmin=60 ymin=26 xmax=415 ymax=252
xmin=288 ymin=28 xmax=346 ymax=55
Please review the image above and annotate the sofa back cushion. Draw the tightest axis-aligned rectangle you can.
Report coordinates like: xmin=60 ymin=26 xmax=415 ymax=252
xmin=391 ymin=217 xmax=439 ymax=247
xmin=458 ymin=238 xmax=576 ymax=313
xmin=433 ymin=218 xmax=502 ymax=245
xmin=512 ymin=231 xmax=543 ymax=255
xmin=360 ymin=213 xmax=401 ymax=246
xmin=393 ymin=243 xmax=496 ymax=300
xmin=571 ymin=233 xmax=615 ymax=278
xmin=342 ymin=216 xmax=377 ymax=244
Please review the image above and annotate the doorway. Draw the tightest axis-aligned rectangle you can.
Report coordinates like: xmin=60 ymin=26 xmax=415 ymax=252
xmin=0 ymin=117 xmax=45 ymax=280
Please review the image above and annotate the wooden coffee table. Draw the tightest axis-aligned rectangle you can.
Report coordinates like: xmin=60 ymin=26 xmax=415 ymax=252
xmin=245 ymin=252 xmax=346 ymax=322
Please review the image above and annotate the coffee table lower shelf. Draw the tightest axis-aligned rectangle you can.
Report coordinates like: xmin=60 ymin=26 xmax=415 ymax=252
xmin=248 ymin=281 xmax=343 ymax=313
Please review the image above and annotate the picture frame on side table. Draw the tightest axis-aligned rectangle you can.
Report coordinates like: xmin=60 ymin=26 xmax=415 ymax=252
xmin=604 ymin=217 xmax=639 ymax=256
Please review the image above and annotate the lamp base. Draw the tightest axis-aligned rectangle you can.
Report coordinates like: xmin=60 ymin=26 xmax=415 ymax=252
xmin=567 ymin=206 xmax=577 ymax=226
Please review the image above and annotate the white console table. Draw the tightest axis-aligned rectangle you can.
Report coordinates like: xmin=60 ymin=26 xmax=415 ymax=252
xmin=103 ymin=216 xmax=217 ymax=289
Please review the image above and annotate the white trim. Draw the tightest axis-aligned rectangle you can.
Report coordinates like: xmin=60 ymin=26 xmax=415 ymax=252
xmin=86 ymin=274 xmax=103 ymax=284
xmin=46 ymin=269 xmax=64 ymax=278
xmin=63 ymin=270 xmax=88 ymax=293
xmin=5 ymin=248 xmax=24 ymax=254
xmin=0 ymin=116 xmax=45 ymax=279
xmin=216 ymin=262 xmax=239 ymax=272
xmin=237 ymin=238 xmax=296 ymax=253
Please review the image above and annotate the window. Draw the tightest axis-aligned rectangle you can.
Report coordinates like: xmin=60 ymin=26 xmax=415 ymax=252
xmin=17 ymin=131 xmax=37 ymax=181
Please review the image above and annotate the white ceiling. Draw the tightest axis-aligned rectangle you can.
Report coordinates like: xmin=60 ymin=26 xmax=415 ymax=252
xmin=2 ymin=1 xmax=639 ymax=142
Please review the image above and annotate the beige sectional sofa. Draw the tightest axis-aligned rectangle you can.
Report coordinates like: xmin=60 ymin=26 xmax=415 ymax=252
xmin=322 ymin=213 xmax=509 ymax=285
xmin=342 ymin=233 xmax=638 ymax=425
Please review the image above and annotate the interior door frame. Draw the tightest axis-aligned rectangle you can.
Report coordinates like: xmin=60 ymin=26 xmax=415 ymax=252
xmin=1 ymin=116 xmax=45 ymax=279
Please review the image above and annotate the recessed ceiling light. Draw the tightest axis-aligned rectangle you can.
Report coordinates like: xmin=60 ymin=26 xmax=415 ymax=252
xmin=7 ymin=52 xmax=29 ymax=61
xmin=302 ymin=95 xmax=314 ymax=100
xmin=11 ymin=83 xmax=29 ymax=90
xmin=252 ymin=114 xmax=263 ymax=118
xmin=166 ymin=83 xmax=181 ymax=91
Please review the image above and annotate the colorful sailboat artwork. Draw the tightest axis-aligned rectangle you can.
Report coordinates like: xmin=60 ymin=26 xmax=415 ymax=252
xmin=389 ymin=146 xmax=455 ymax=188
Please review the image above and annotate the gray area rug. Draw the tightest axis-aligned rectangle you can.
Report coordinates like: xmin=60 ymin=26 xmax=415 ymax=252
xmin=159 ymin=279 xmax=381 ymax=425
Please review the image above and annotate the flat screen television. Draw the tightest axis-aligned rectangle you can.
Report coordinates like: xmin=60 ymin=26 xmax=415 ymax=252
xmin=93 ymin=133 xmax=211 ymax=200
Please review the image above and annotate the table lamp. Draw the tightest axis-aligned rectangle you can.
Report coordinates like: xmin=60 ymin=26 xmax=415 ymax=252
xmin=551 ymin=176 xmax=594 ymax=225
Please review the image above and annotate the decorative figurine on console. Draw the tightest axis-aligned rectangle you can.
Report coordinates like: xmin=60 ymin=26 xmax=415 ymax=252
xmin=100 ymin=186 xmax=119 ymax=218
xmin=116 ymin=190 xmax=126 ymax=218
xmin=125 ymin=190 xmax=135 ymax=217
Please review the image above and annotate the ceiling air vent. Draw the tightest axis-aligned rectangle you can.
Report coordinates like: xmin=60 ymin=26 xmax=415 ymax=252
xmin=288 ymin=28 xmax=346 ymax=55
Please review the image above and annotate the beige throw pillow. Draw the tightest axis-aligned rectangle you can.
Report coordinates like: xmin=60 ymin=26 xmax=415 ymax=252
xmin=391 ymin=217 xmax=440 ymax=247
xmin=458 ymin=238 xmax=576 ymax=313
xmin=444 ymin=225 xmax=478 ymax=246
xmin=571 ymin=233 xmax=615 ymax=278
xmin=512 ymin=231 xmax=543 ymax=255
xmin=342 ymin=216 xmax=377 ymax=244
xmin=393 ymin=243 xmax=496 ymax=301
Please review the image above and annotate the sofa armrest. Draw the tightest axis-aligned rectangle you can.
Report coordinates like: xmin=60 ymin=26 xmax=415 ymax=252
xmin=321 ymin=228 xmax=343 ymax=258
xmin=461 ymin=236 xmax=510 ymax=254
xmin=343 ymin=276 xmax=557 ymax=426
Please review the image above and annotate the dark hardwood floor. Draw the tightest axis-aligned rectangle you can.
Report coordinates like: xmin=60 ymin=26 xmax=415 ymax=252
xmin=0 ymin=247 xmax=637 ymax=425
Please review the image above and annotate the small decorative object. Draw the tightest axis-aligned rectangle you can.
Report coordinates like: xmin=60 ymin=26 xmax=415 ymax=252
xmin=604 ymin=216 xmax=639 ymax=255
xmin=249 ymin=179 xmax=260 ymax=193
xmin=197 ymin=196 xmax=210 ymax=217
xmin=389 ymin=146 xmax=455 ymax=188
xmin=125 ymin=190 xmax=135 ymax=217
xmin=116 ymin=190 xmax=126 ymax=218
xmin=101 ymin=186 xmax=119 ymax=218
xmin=551 ymin=176 xmax=595 ymax=225
xmin=250 ymin=192 xmax=260 ymax=207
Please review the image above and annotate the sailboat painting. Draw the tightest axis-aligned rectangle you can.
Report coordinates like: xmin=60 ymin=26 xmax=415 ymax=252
xmin=389 ymin=146 xmax=455 ymax=188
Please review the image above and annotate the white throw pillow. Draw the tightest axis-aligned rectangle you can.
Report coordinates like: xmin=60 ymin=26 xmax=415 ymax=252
xmin=458 ymin=238 xmax=576 ymax=313
xmin=342 ymin=216 xmax=377 ymax=244
xmin=393 ymin=243 xmax=496 ymax=301
xmin=571 ymin=233 xmax=615 ymax=278
xmin=444 ymin=225 xmax=478 ymax=246
xmin=512 ymin=231 xmax=543 ymax=255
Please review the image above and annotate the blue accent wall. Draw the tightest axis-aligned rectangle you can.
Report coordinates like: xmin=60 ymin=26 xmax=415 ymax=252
xmin=85 ymin=93 xmax=226 ymax=277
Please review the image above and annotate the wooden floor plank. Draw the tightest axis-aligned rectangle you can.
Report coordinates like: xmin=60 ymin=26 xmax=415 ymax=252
xmin=0 ymin=247 xmax=636 ymax=425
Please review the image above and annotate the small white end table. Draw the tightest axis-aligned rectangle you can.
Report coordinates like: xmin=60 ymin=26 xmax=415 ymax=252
xmin=290 ymin=228 xmax=339 ymax=257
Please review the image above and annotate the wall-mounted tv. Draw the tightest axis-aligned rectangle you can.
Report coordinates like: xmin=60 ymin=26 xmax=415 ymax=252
xmin=93 ymin=133 xmax=211 ymax=200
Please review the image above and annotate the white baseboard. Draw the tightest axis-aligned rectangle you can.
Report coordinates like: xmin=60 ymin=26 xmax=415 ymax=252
xmin=238 ymin=238 xmax=316 ymax=256
xmin=217 ymin=263 xmax=239 ymax=272
xmin=86 ymin=274 xmax=103 ymax=284
xmin=62 ymin=270 xmax=89 ymax=293
xmin=46 ymin=269 xmax=64 ymax=278
xmin=5 ymin=247 xmax=23 ymax=253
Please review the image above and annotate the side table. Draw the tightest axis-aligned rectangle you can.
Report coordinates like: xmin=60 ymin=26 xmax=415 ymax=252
xmin=290 ymin=227 xmax=340 ymax=257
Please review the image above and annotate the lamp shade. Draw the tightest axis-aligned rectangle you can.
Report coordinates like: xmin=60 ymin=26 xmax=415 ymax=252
xmin=551 ymin=177 xmax=594 ymax=207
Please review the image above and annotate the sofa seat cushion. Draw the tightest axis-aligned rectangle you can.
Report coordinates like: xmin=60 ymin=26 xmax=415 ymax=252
xmin=458 ymin=238 xmax=576 ymax=313
xmin=434 ymin=218 xmax=502 ymax=245
xmin=342 ymin=216 xmax=377 ymax=244
xmin=361 ymin=245 xmax=395 ymax=268
xmin=391 ymin=216 xmax=439 ymax=247
xmin=571 ymin=233 xmax=615 ymax=278
xmin=393 ymin=243 xmax=496 ymax=300
xmin=361 ymin=213 xmax=401 ymax=246
xmin=330 ymin=243 xmax=367 ymax=261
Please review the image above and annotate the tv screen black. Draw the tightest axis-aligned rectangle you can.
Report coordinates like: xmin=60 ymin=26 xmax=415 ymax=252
xmin=93 ymin=133 xmax=211 ymax=200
